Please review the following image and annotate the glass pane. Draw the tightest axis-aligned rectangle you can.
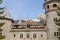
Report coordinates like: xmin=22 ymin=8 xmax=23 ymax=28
xmin=58 ymin=32 xmax=60 ymax=36
xmin=14 ymin=34 xmax=16 ymax=37
xmin=26 ymin=33 xmax=30 ymax=38
xmin=33 ymin=33 xmax=36 ymax=38
xmin=20 ymin=33 xmax=23 ymax=38
xmin=54 ymin=32 xmax=56 ymax=36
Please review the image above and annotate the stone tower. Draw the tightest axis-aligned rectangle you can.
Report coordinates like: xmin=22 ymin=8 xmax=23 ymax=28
xmin=44 ymin=0 xmax=60 ymax=40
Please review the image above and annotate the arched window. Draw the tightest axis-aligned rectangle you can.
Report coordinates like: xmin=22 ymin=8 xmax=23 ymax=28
xmin=26 ymin=33 xmax=30 ymax=38
xmin=47 ymin=5 xmax=49 ymax=9
xmin=20 ymin=33 xmax=23 ymax=38
xmin=33 ymin=33 xmax=36 ymax=38
xmin=53 ymin=4 xmax=57 ymax=8
xmin=14 ymin=34 xmax=16 ymax=37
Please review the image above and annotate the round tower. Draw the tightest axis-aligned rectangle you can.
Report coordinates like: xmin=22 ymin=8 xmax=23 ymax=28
xmin=44 ymin=0 xmax=60 ymax=40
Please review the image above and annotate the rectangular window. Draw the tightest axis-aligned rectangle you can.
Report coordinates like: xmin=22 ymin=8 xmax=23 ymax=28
xmin=26 ymin=33 xmax=30 ymax=38
xmin=54 ymin=32 xmax=56 ymax=36
xmin=14 ymin=34 xmax=16 ymax=37
xmin=54 ymin=32 xmax=60 ymax=37
xmin=58 ymin=32 xmax=60 ymax=36
xmin=58 ymin=28 xmax=60 ymax=31
xmin=33 ymin=33 xmax=36 ymax=38
xmin=20 ymin=34 xmax=23 ymax=38
xmin=57 ymin=32 xmax=58 ymax=36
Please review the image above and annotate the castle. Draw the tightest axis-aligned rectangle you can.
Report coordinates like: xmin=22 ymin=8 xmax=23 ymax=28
xmin=0 ymin=0 xmax=60 ymax=40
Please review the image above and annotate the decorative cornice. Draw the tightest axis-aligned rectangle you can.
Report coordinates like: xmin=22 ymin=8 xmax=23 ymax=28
xmin=10 ymin=29 xmax=47 ymax=32
xmin=12 ymin=27 xmax=45 ymax=29
xmin=45 ymin=9 xmax=57 ymax=14
xmin=43 ymin=0 xmax=60 ymax=8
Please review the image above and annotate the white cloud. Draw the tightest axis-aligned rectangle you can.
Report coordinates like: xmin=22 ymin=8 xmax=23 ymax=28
xmin=32 ymin=19 xmax=40 ymax=22
xmin=37 ymin=13 xmax=46 ymax=20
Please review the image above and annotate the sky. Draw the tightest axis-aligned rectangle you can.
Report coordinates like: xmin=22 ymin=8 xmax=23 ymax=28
xmin=1 ymin=0 xmax=45 ymax=20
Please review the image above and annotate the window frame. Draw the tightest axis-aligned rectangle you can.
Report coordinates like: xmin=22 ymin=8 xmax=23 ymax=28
xmin=53 ymin=4 xmax=57 ymax=8
xmin=14 ymin=34 xmax=16 ymax=37
xmin=47 ymin=5 xmax=49 ymax=9
xmin=26 ymin=33 xmax=30 ymax=38
xmin=33 ymin=33 xmax=36 ymax=38
xmin=20 ymin=33 xmax=23 ymax=38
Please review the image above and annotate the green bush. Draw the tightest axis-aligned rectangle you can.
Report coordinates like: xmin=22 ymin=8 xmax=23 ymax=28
xmin=0 ymin=22 xmax=5 ymax=27
xmin=0 ymin=33 xmax=5 ymax=39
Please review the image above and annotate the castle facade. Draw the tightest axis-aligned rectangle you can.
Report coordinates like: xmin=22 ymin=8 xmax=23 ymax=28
xmin=0 ymin=0 xmax=60 ymax=40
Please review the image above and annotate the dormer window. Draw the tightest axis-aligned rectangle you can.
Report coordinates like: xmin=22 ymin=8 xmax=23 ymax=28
xmin=27 ymin=24 xmax=30 ymax=28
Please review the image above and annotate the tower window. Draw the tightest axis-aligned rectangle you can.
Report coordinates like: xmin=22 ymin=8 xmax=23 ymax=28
xmin=53 ymin=4 xmax=57 ymax=8
xmin=47 ymin=5 xmax=49 ymax=9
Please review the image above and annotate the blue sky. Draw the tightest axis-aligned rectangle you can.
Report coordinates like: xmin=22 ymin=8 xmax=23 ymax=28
xmin=2 ymin=0 xmax=45 ymax=20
